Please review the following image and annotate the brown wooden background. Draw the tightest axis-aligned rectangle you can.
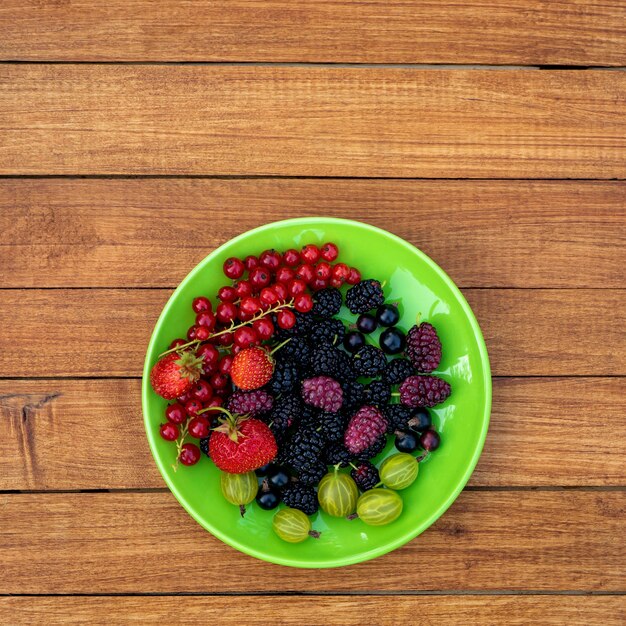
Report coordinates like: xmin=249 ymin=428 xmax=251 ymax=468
xmin=1 ymin=2 xmax=625 ymax=624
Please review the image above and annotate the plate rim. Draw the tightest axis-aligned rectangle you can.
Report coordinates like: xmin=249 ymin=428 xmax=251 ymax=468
xmin=142 ymin=216 xmax=492 ymax=568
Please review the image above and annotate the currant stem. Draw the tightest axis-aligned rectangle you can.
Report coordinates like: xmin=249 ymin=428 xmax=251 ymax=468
xmin=171 ymin=417 xmax=190 ymax=472
xmin=269 ymin=337 xmax=291 ymax=355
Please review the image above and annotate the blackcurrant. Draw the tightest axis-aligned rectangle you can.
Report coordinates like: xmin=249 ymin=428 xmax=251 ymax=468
xmin=267 ymin=466 xmax=290 ymax=491
xmin=420 ymin=429 xmax=441 ymax=451
xmin=409 ymin=408 xmax=432 ymax=432
xmin=376 ymin=304 xmax=400 ymax=327
xmin=343 ymin=331 xmax=366 ymax=354
xmin=395 ymin=431 xmax=418 ymax=453
xmin=256 ymin=489 xmax=281 ymax=510
xmin=255 ymin=463 xmax=272 ymax=477
xmin=356 ymin=313 xmax=378 ymax=334
xmin=380 ymin=327 xmax=406 ymax=354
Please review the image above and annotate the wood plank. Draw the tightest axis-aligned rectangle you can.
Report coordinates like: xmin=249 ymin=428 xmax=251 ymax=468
xmin=1 ymin=179 xmax=624 ymax=289
xmin=1 ymin=1 xmax=625 ymax=66
xmin=1 ymin=596 xmax=623 ymax=626
xmin=2 ymin=378 xmax=624 ymax=490
xmin=1 ymin=289 xmax=623 ymax=377
xmin=2 ymin=66 xmax=625 ymax=178
xmin=0 ymin=491 xmax=623 ymax=592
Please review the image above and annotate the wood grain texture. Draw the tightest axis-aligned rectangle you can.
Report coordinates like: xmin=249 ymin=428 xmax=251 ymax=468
xmin=2 ymin=66 xmax=625 ymax=178
xmin=1 ymin=1 xmax=625 ymax=65
xmin=2 ymin=179 xmax=624 ymax=289
xmin=1 ymin=289 xmax=623 ymax=377
xmin=1 ymin=596 xmax=623 ymax=626
xmin=2 ymin=378 xmax=624 ymax=490
xmin=0 ymin=491 xmax=623 ymax=593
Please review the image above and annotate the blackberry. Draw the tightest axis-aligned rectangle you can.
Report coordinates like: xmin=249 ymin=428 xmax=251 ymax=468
xmin=344 ymin=405 xmax=388 ymax=454
xmin=345 ymin=279 xmax=384 ymax=314
xmin=282 ymin=483 xmax=319 ymax=516
xmin=199 ymin=437 xmax=210 ymax=458
xmin=309 ymin=345 xmax=343 ymax=378
xmin=382 ymin=358 xmax=415 ymax=384
xmin=334 ymin=350 xmax=357 ymax=383
xmin=319 ymin=411 xmax=347 ymax=442
xmin=341 ymin=381 xmax=366 ymax=412
xmin=365 ymin=380 xmax=391 ymax=407
xmin=226 ymin=389 xmax=274 ymax=417
xmin=383 ymin=404 xmax=414 ymax=434
xmin=283 ymin=425 xmax=324 ymax=472
xmin=296 ymin=461 xmax=327 ymax=486
xmin=350 ymin=461 xmax=380 ymax=491
xmin=355 ymin=434 xmax=387 ymax=461
xmin=276 ymin=311 xmax=315 ymax=338
xmin=266 ymin=360 xmax=298 ymax=394
xmin=323 ymin=442 xmax=352 ymax=467
xmin=312 ymin=287 xmax=342 ymax=318
xmin=405 ymin=322 xmax=442 ymax=373
xmin=310 ymin=318 xmax=345 ymax=346
xmin=278 ymin=338 xmax=311 ymax=371
xmin=269 ymin=394 xmax=304 ymax=432
xmin=302 ymin=376 xmax=343 ymax=412
xmin=353 ymin=345 xmax=387 ymax=377
xmin=399 ymin=375 xmax=451 ymax=408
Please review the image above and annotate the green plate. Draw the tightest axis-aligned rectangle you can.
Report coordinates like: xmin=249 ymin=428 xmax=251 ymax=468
xmin=142 ymin=217 xmax=491 ymax=568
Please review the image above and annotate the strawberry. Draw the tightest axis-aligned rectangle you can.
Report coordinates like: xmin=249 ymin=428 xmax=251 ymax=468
xmin=209 ymin=414 xmax=278 ymax=473
xmin=150 ymin=350 xmax=204 ymax=400
xmin=230 ymin=346 xmax=274 ymax=390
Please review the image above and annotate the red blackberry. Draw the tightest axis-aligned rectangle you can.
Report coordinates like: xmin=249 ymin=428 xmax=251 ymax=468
xmin=405 ymin=322 xmax=442 ymax=373
xmin=282 ymin=483 xmax=319 ymax=516
xmin=365 ymin=380 xmax=391 ymax=407
xmin=310 ymin=318 xmax=345 ymax=346
xmin=353 ymin=345 xmax=387 ymax=377
xmin=266 ymin=360 xmax=298 ymax=394
xmin=383 ymin=404 xmax=414 ymax=434
xmin=345 ymin=279 xmax=385 ymax=314
xmin=323 ymin=442 xmax=352 ymax=467
xmin=350 ymin=461 xmax=380 ymax=491
xmin=344 ymin=405 xmax=388 ymax=455
xmin=312 ymin=287 xmax=342 ymax=318
xmin=319 ymin=411 xmax=347 ymax=442
xmin=302 ymin=375 xmax=343 ymax=412
xmin=225 ymin=389 xmax=274 ymax=417
xmin=296 ymin=461 xmax=327 ymax=486
xmin=355 ymin=434 xmax=387 ymax=461
xmin=399 ymin=375 xmax=451 ymax=408
xmin=382 ymin=358 xmax=415 ymax=384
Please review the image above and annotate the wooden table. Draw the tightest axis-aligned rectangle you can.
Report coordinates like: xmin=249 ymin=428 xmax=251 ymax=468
xmin=1 ymin=2 xmax=625 ymax=624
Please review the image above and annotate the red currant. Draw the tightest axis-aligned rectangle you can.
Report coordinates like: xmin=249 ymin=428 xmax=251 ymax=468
xmin=294 ymin=293 xmax=314 ymax=313
xmin=275 ymin=266 xmax=295 ymax=285
xmin=160 ymin=422 xmax=179 ymax=441
xmin=310 ymin=277 xmax=328 ymax=291
xmin=244 ymin=255 xmax=259 ymax=271
xmin=329 ymin=276 xmax=343 ymax=288
xmin=214 ymin=331 xmax=234 ymax=347
xmin=218 ymin=285 xmax=237 ymax=302
xmin=259 ymin=249 xmax=282 ymax=272
xmin=321 ymin=242 xmax=339 ymax=262
xmin=197 ymin=343 xmax=219 ymax=369
xmin=177 ymin=392 xmax=191 ymax=404
xmin=165 ymin=403 xmax=186 ymax=425
xmin=216 ymin=302 xmax=238 ymax=324
xmin=188 ymin=415 xmax=211 ymax=439
xmin=185 ymin=399 xmax=203 ymax=417
xmin=195 ymin=310 xmax=216 ymax=330
xmin=234 ymin=326 xmax=259 ymax=348
xmin=179 ymin=443 xmax=201 ymax=466
xmin=186 ymin=325 xmax=197 ymax=341
xmin=169 ymin=338 xmax=187 ymax=350
xmin=205 ymin=396 xmax=223 ymax=408
xmin=346 ymin=267 xmax=362 ymax=285
xmin=259 ymin=287 xmax=278 ymax=306
xmin=332 ymin=263 xmax=350 ymax=282
xmin=295 ymin=263 xmax=314 ymax=284
xmin=283 ymin=249 xmax=300 ymax=266
xmin=210 ymin=372 xmax=229 ymax=390
xmin=249 ymin=267 xmax=271 ymax=290
xmin=218 ymin=354 xmax=234 ymax=374
xmin=276 ymin=309 xmax=296 ymax=329
xmin=301 ymin=244 xmax=321 ymax=265
xmin=192 ymin=296 xmax=212 ymax=314
xmin=315 ymin=262 xmax=332 ymax=280
xmin=195 ymin=325 xmax=211 ymax=341
xmin=192 ymin=379 xmax=213 ymax=403
xmin=253 ymin=317 xmax=275 ymax=340
xmin=223 ymin=257 xmax=245 ymax=279
xmin=234 ymin=280 xmax=253 ymax=299
xmin=239 ymin=297 xmax=261 ymax=316
xmin=288 ymin=278 xmax=307 ymax=297
xmin=273 ymin=282 xmax=289 ymax=302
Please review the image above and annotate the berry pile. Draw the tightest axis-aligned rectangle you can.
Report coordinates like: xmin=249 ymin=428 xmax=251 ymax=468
xmin=150 ymin=242 xmax=451 ymax=542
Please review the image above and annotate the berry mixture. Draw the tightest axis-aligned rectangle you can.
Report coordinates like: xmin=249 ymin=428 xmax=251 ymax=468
xmin=150 ymin=242 xmax=451 ymax=540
